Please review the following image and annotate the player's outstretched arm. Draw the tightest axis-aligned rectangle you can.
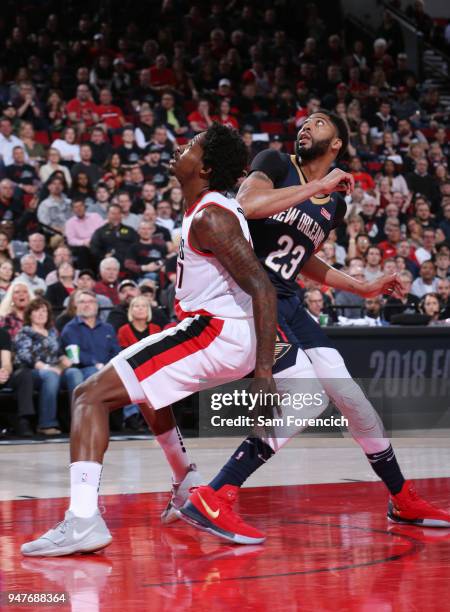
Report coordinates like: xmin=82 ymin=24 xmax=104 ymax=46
xmin=302 ymin=254 xmax=404 ymax=298
xmin=191 ymin=205 xmax=277 ymax=379
xmin=238 ymin=169 xmax=354 ymax=220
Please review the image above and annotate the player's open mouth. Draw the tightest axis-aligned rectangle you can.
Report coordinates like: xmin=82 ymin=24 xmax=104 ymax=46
xmin=298 ymin=133 xmax=311 ymax=144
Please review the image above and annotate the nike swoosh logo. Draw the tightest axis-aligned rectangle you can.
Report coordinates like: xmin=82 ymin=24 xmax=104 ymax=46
xmin=72 ymin=523 xmax=98 ymax=542
xmin=197 ymin=492 xmax=220 ymax=519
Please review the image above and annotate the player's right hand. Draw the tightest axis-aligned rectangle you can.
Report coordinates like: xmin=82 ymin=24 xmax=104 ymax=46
xmin=318 ymin=168 xmax=355 ymax=196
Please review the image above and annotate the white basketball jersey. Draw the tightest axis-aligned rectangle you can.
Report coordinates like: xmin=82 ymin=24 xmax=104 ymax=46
xmin=175 ymin=191 xmax=253 ymax=320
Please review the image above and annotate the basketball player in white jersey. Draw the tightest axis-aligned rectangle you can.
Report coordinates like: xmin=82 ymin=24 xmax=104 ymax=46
xmin=21 ymin=124 xmax=279 ymax=556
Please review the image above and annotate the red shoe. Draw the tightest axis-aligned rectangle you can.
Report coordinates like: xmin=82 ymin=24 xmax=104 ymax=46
xmin=179 ymin=485 xmax=265 ymax=545
xmin=387 ymin=480 xmax=450 ymax=527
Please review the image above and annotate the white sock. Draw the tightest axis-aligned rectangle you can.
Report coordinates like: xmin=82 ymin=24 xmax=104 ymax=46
xmin=69 ymin=461 xmax=103 ymax=518
xmin=156 ymin=426 xmax=190 ymax=483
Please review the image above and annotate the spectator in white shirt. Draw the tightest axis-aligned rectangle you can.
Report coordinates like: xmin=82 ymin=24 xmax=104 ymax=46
xmin=415 ymin=228 xmax=436 ymax=265
xmin=15 ymin=254 xmax=47 ymax=293
xmin=0 ymin=117 xmax=27 ymax=166
xmin=39 ymin=147 xmax=72 ymax=187
xmin=156 ymin=200 xmax=175 ymax=232
xmin=50 ymin=126 xmax=80 ymax=163
xmin=411 ymin=260 xmax=439 ymax=297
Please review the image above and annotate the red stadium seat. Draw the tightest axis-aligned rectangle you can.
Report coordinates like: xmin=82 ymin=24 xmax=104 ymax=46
xmin=367 ymin=162 xmax=382 ymax=172
xmin=112 ymin=134 xmax=122 ymax=147
xmin=260 ymin=121 xmax=284 ymax=135
xmin=34 ymin=131 xmax=50 ymax=146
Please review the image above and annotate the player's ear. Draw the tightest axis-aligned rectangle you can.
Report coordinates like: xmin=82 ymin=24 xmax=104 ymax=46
xmin=331 ymin=137 xmax=342 ymax=158
xmin=199 ymin=165 xmax=212 ymax=180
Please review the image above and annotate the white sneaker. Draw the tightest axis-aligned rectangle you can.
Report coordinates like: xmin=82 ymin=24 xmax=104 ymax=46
xmin=161 ymin=464 xmax=204 ymax=524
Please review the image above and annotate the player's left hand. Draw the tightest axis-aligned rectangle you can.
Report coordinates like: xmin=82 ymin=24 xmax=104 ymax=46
xmin=361 ymin=273 xmax=404 ymax=299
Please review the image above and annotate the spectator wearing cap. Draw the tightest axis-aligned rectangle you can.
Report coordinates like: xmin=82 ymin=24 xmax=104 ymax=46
xmin=94 ymin=256 xmax=121 ymax=305
xmin=90 ymin=203 xmax=138 ymax=266
xmin=96 ymin=88 xmax=125 ymax=133
xmin=141 ymin=145 xmax=169 ymax=188
xmin=154 ymin=92 xmax=189 ymax=137
xmin=107 ymin=278 xmax=168 ymax=331
xmin=70 ymin=144 xmax=103 ymax=186
xmin=411 ymin=260 xmax=439 ymax=298
xmin=37 ymin=175 xmax=72 ymax=234
xmin=217 ymin=78 xmax=233 ymax=99
xmin=268 ymin=134 xmax=284 ymax=152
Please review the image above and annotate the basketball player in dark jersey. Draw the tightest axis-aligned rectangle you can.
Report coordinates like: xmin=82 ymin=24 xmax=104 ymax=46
xmin=178 ymin=111 xmax=450 ymax=543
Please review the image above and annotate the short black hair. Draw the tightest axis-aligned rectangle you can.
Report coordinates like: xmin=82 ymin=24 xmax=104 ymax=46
xmin=315 ymin=109 xmax=349 ymax=161
xmin=202 ymin=123 xmax=248 ymax=191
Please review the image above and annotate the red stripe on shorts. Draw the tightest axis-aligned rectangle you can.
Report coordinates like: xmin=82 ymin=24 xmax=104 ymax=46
xmin=134 ymin=317 xmax=225 ymax=381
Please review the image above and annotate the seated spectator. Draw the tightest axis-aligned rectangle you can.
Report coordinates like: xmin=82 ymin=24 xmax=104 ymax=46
xmin=45 ymin=246 xmax=74 ymax=286
xmin=381 ymin=159 xmax=409 ymax=197
xmin=384 ymin=270 xmax=420 ymax=322
xmin=320 ymin=240 xmax=343 ymax=270
xmin=334 ymin=267 xmax=366 ymax=318
xmin=396 ymin=239 xmax=419 ymax=276
xmin=415 ymin=228 xmax=436 ymax=264
xmin=365 ymin=246 xmax=384 ymax=281
xmin=106 ymin=278 xmax=140 ymax=330
xmin=155 ymin=200 xmax=175 ymax=233
xmin=0 ymin=259 xmax=14 ymax=300
xmin=87 ymin=183 xmax=111 ymax=219
xmin=411 ymin=260 xmax=439 ymax=297
xmin=66 ymin=84 xmax=99 ymax=134
xmin=349 ymin=156 xmax=375 ymax=191
xmin=364 ymin=296 xmax=387 ymax=326
xmin=347 ymin=232 xmax=370 ymax=260
xmin=117 ymin=295 xmax=162 ymax=348
xmin=89 ymin=127 xmax=112 ymax=167
xmin=378 ymin=218 xmax=402 ymax=259
xmin=437 ymin=278 xmax=450 ymax=318
xmin=0 ymin=326 xmax=35 ymax=435
xmin=435 ymin=250 xmax=450 ymax=280
xmin=69 ymin=172 xmax=95 ymax=206
xmin=90 ymin=203 xmax=138 ymax=266
xmin=304 ymin=289 xmax=328 ymax=325
xmin=124 ymin=220 xmax=167 ymax=281
xmin=414 ymin=197 xmax=436 ymax=230
xmin=149 ymin=125 xmax=174 ymax=164
xmin=141 ymin=146 xmax=169 ymax=190
xmin=37 ymin=175 xmax=72 ymax=233
xmin=154 ymin=91 xmax=189 ymax=137
xmin=65 ymin=198 xmax=104 ymax=248
xmin=212 ymin=99 xmax=239 ymax=129
xmin=55 ymin=289 xmax=79 ymax=333
xmin=27 ymin=232 xmax=54 ymax=279
xmin=134 ymin=108 xmax=155 ymax=149
xmin=71 ymin=144 xmax=102 ymax=186
xmin=94 ymin=256 xmax=121 ymax=305
xmin=0 ymin=178 xmax=24 ymax=224
xmin=149 ymin=54 xmax=176 ymax=91
xmin=5 ymin=146 xmax=40 ymax=198
xmin=16 ymin=254 xmax=46 ymax=293
xmin=0 ymin=281 xmax=34 ymax=338
xmin=39 ymin=148 xmax=72 ymax=188
xmin=96 ymin=88 xmax=125 ymax=133
xmin=45 ymin=262 xmax=76 ymax=310
xmin=406 ymin=159 xmax=440 ymax=208
xmin=75 ymin=269 xmax=112 ymax=321
xmin=117 ymin=191 xmax=141 ymax=231
xmin=51 ymin=126 xmax=81 ymax=164
xmin=0 ymin=230 xmax=14 ymax=263
xmin=115 ymin=126 xmax=142 ymax=167
xmin=188 ymin=98 xmax=213 ymax=134
xmin=14 ymin=297 xmax=74 ymax=436
xmin=419 ymin=292 xmax=441 ymax=323
xmin=19 ymin=121 xmax=46 ymax=167
xmin=0 ymin=117 xmax=27 ymax=166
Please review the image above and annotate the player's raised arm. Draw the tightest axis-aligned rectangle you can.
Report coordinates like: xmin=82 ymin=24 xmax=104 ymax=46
xmin=191 ymin=204 xmax=277 ymax=380
xmin=237 ymin=157 xmax=354 ymax=220
xmin=302 ymin=254 xmax=404 ymax=298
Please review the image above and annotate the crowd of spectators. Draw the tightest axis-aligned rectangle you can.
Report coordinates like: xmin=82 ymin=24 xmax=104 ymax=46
xmin=0 ymin=1 xmax=449 ymax=436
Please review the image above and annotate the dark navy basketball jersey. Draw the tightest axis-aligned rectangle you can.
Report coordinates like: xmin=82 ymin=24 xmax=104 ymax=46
xmin=248 ymin=149 xmax=347 ymax=296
